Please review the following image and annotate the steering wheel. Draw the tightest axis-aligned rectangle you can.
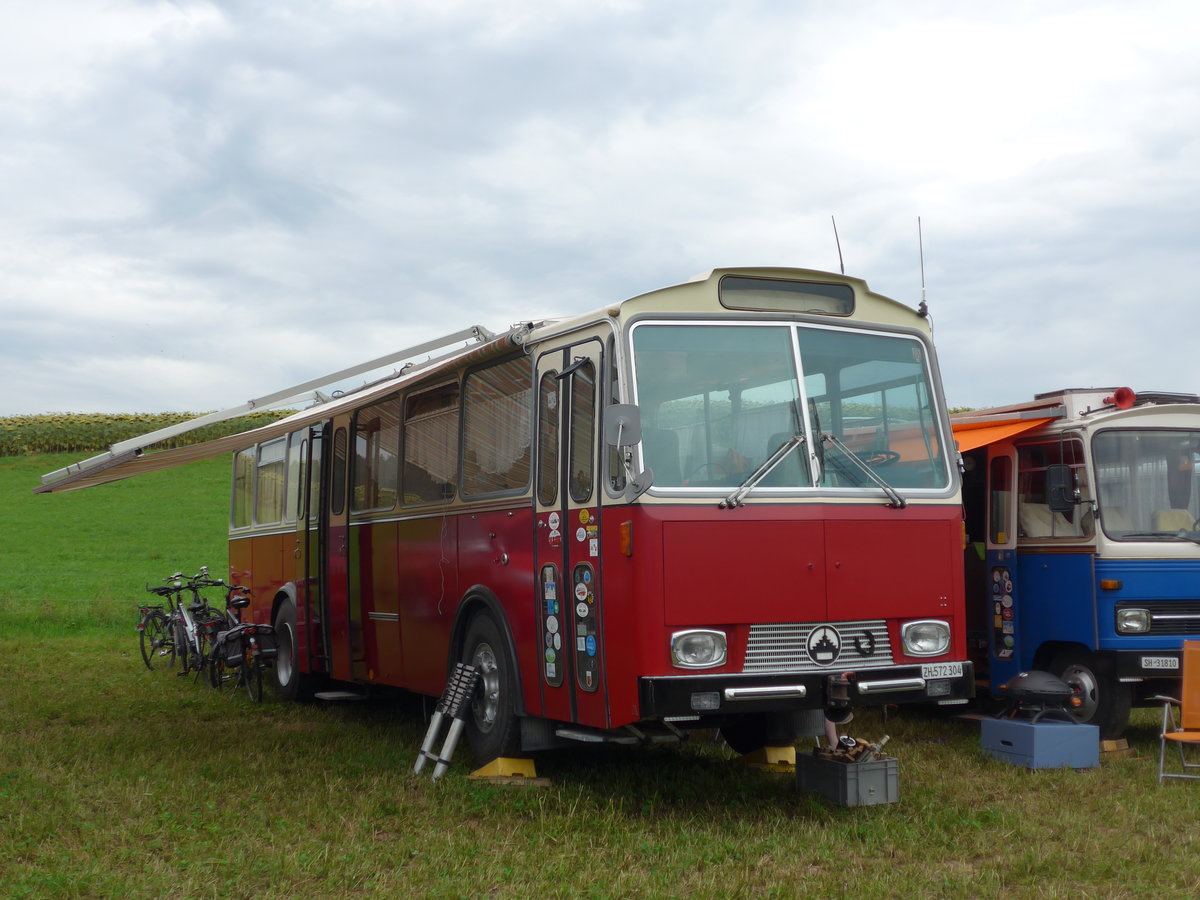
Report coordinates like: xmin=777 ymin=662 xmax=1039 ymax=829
xmin=853 ymin=449 xmax=901 ymax=468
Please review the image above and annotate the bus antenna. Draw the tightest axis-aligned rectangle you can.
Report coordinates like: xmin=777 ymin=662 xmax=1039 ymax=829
xmin=917 ymin=216 xmax=928 ymax=318
xmin=831 ymin=215 xmax=845 ymax=275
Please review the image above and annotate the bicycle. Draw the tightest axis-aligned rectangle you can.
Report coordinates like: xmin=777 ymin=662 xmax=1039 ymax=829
xmin=166 ymin=569 xmax=225 ymax=683
xmin=207 ymin=584 xmax=277 ymax=701
xmin=137 ymin=580 xmax=182 ymax=671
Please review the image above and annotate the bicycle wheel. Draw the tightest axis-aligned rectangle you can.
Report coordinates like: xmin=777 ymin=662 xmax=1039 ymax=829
xmin=208 ymin=645 xmax=228 ymax=690
xmin=174 ymin=621 xmax=191 ymax=675
xmin=192 ymin=629 xmax=215 ymax=685
xmin=244 ymin=658 xmax=264 ymax=702
xmin=139 ymin=612 xmax=170 ymax=671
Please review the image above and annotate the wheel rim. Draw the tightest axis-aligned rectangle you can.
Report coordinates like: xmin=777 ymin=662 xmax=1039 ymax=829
xmin=1060 ymin=663 xmax=1100 ymax=721
xmin=276 ymin=621 xmax=295 ymax=686
xmin=471 ymin=641 xmax=500 ymax=733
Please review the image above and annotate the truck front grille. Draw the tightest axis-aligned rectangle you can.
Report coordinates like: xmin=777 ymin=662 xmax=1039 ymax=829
xmin=743 ymin=620 xmax=894 ymax=673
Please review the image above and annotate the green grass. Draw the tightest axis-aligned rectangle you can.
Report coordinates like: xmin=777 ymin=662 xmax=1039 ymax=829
xmin=3 ymin=454 xmax=1200 ymax=897
xmin=1 ymin=453 xmax=229 ymax=606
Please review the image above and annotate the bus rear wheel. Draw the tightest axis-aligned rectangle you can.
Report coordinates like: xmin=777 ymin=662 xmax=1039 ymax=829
xmin=272 ymin=600 xmax=315 ymax=703
xmin=461 ymin=613 xmax=520 ymax=766
xmin=1049 ymin=648 xmax=1131 ymax=739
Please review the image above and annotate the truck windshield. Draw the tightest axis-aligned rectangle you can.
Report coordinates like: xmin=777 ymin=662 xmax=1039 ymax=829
xmin=630 ymin=322 xmax=949 ymax=492
xmin=1093 ymin=429 xmax=1200 ymax=539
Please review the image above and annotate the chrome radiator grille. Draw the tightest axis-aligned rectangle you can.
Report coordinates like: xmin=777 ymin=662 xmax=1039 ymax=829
xmin=743 ymin=620 xmax=894 ymax=673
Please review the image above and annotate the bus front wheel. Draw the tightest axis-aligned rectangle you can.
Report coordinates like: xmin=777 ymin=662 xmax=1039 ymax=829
xmin=461 ymin=613 xmax=520 ymax=766
xmin=1049 ymin=648 xmax=1131 ymax=739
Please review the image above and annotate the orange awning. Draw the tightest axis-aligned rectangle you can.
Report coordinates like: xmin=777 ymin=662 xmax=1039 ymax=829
xmin=951 ymin=417 xmax=1055 ymax=452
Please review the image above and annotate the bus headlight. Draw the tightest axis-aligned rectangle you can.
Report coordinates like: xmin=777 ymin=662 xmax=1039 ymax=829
xmin=1116 ymin=608 xmax=1151 ymax=634
xmin=901 ymin=620 xmax=951 ymax=657
xmin=670 ymin=630 xmax=727 ymax=669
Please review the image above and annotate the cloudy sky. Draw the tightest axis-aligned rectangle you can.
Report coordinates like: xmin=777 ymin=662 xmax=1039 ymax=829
xmin=2 ymin=0 xmax=1198 ymax=416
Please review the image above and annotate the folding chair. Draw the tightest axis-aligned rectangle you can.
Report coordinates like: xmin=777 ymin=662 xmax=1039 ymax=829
xmin=1157 ymin=641 xmax=1200 ymax=783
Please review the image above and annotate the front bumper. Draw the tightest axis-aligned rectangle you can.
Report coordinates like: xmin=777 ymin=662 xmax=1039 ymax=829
xmin=638 ymin=660 xmax=975 ymax=718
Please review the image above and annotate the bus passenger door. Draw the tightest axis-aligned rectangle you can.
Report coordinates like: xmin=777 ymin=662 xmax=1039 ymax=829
xmin=323 ymin=414 xmax=354 ymax=682
xmin=534 ymin=340 xmax=609 ymax=728
xmin=294 ymin=424 xmax=327 ymax=675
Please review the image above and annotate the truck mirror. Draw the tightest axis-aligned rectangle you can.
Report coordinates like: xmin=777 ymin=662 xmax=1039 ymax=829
xmin=1045 ymin=464 xmax=1077 ymax=512
xmin=603 ymin=404 xmax=643 ymax=447
xmin=603 ymin=404 xmax=654 ymax=499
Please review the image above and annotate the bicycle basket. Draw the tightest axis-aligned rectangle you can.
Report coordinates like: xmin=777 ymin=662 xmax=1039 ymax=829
xmin=243 ymin=624 xmax=278 ymax=660
xmin=215 ymin=629 xmax=246 ymax=667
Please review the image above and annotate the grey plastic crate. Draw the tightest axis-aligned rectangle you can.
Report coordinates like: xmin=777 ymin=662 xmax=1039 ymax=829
xmin=796 ymin=753 xmax=899 ymax=807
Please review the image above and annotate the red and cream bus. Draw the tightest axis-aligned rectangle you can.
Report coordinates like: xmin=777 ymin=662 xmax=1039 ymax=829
xmin=41 ymin=266 xmax=973 ymax=764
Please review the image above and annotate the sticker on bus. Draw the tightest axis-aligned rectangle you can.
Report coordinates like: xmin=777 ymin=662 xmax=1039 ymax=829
xmin=921 ymin=662 xmax=964 ymax=679
xmin=1141 ymin=656 xmax=1180 ymax=670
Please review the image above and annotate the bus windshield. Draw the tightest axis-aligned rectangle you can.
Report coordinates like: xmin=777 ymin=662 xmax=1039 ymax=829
xmin=631 ymin=322 xmax=949 ymax=492
xmin=1093 ymin=429 xmax=1200 ymax=539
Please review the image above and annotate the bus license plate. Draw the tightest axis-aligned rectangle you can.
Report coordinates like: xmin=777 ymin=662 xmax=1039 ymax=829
xmin=1141 ymin=656 xmax=1179 ymax=670
xmin=921 ymin=662 xmax=963 ymax=679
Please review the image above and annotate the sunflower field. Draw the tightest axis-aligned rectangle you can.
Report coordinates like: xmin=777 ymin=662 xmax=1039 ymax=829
xmin=0 ymin=411 xmax=295 ymax=457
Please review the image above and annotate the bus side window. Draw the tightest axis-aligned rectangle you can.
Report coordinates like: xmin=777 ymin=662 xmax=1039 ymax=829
xmin=284 ymin=431 xmax=304 ymax=523
xmin=232 ymin=446 xmax=255 ymax=529
xmin=255 ymin=438 xmax=286 ymax=525
xmin=331 ymin=428 xmax=348 ymax=517
xmin=462 ymin=355 xmax=533 ymax=496
xmin=403 ymin=383 xmax=460 ymax=505
xmin=352 ymin=400 xmax=400 ymax=512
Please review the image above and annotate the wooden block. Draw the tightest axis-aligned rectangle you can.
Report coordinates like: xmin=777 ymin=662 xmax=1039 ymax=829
xmin=1101 ymin=738 xmax=1133 ymax=758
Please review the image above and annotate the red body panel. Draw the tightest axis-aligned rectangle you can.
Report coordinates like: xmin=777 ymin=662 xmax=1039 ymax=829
xmin=233 ymin=498 xmax=965 ymax=731
xmin=598 ymin=502 xmax=966 ymax=726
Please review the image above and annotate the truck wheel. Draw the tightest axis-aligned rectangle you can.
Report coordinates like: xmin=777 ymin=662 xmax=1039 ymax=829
xmin=1050 ymin=648 xmax=1130 ymax=738
xmin=461 ymin=613 xmax=520 ymax=766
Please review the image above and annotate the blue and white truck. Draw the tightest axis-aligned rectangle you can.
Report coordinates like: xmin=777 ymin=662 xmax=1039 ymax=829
xmin=954 ymin=387 xmax=1200 ymax=737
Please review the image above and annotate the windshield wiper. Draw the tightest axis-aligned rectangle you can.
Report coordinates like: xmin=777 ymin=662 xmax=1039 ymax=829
xmin=720 ymin=434 xmax=806 ymax=509
xmin=820 ymin=432 xmax=907 ymax=509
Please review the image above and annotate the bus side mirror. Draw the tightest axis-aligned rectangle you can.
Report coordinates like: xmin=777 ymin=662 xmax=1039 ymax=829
xmin=603 ymin=404 xmax=654 ymax=501
xmin=1046 ymin=464 xmax=1078 ymax=513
